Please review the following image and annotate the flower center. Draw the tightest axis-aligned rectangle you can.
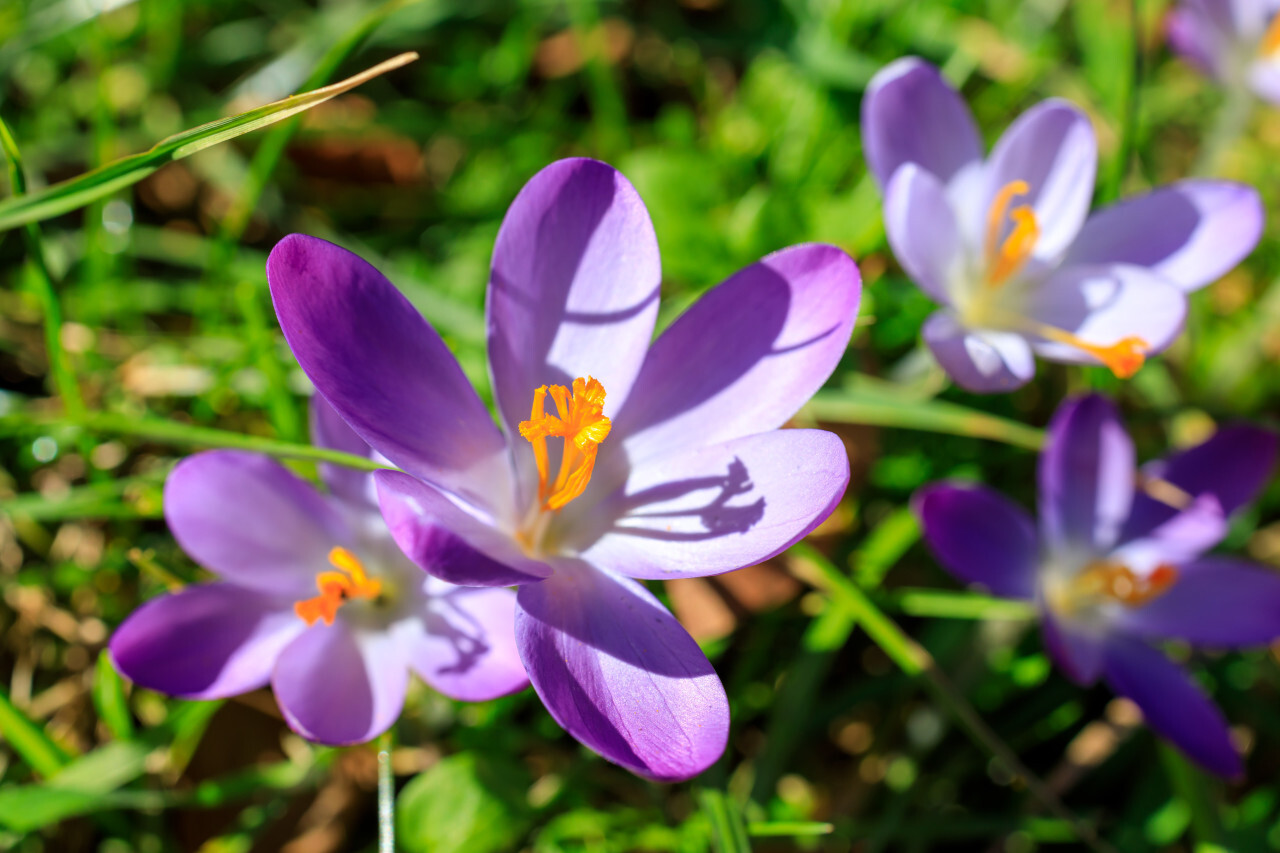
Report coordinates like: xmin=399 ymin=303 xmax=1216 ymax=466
xmin=518 ymin=376 xmax=611 ymax=513
xmin=294 ymin=547 xmax=383 ymax=626
xmin=1047 ymin=560 xmax=1179 ymax=618
xmin=957 ymin=179 xmax=1150 ymax=379
xmin=984 ymin=180 xmax=1039 ymax=289
xmin=1261 ymin=14 xmax=1280 ymax=59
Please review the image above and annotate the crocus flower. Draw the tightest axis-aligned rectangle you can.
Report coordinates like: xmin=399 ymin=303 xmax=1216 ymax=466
xmin=109 ymin=397 xmax=528 ymax=745
xmin=862 ymin=57 xmax=1263 ymax=393
xmin=266 ymin=157 xmax=860 ymax=780
xmin=915 ymin=394 xmax=1280 ymax=776
xmin=1168 ymin=0 xmax=1280 ymax=104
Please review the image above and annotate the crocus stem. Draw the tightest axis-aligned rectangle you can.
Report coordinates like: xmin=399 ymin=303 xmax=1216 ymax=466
xmin=0 ymin=410 xmax=385 ymax=472
xmin=790 ymin=544 xmax=1119 ymax=853
xmin=377 ymin=733 xmax=395 ymax=853
xmin=1194 ymin=83 xmax=1254 ymax=176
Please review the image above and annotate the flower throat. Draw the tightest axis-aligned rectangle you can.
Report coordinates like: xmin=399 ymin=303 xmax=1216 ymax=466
xmin=978 ymin=180 xmax=1149 ymax=379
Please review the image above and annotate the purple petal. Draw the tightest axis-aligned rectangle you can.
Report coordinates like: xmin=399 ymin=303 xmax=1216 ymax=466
xmin=609 ymin=244 xmax=860 ymax=469
xmin=913 ymin=482 xmax=1037 ymax=599
xmin=110 ymin=584 xmax=302 ymax=700
xmin=1025 ymin=264 xmax=1187 ymax=364
xmin=1122 ymin=425 xmax=1278 ymax=543
xmin=268 ymin=234 xmax=510 ymax=515
xmin=165 ymin=451 xmax=349 ymax=598
xmin=1064 ymin=181 xmax=1263 ymax=292
xmin=375 ymin=470 xmax=552 ymax=587
xmin=922 ymin=311 xmax=1035 ymax=393
xmin=310 ymin=395 xmax=377 ymax=507
xmin=272 ymin=622 xmax=407 ymax=745
xmin=487 ymin=159 xmax=661 ymax=504
xmin=1040 ymin=609 xmax=1106 ymax=685
xmin=515 ymin=562 xmax=728 ymax=781
xmin=1167 ymin=8 xmax=1226 ymax=75
xmin=1039 ymin=395 xmax=1134 ymax=553
xmin=1248 ymin=61 xmax=1280 ymax=104
xmin=1109 ymin=495 xmax=1228 ymax=571
xmin=1102 ymin=633 xmax=1241 ymax=778
xmin=861 ymin=57 xmax=983 ymax=190
xmin=983 ymin=100 xmax=1097 ymax=260
xmin=574 ymin=429 xmax=848 ymax=581
xmin=1115 ymin=556 xmax=1280 ymax=649
xmin=407 ymin=584 xmax=528 ymax=701
xmin=882 ymin=165 xmax=964 ymax=304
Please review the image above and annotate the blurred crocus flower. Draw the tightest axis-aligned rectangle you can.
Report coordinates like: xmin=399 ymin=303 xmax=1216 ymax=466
xmin=110 ymin=398 xmax=527 ymax=745
xmin=266 ymin=157 xmax=860 ymax=780
xmin=915 ymin=395 xmax=1280 ymax=776
xmin=862 ymin=58 xmax=1262 ymax=393
xmin=1168 ymin=0 xmax=1280 ymax=103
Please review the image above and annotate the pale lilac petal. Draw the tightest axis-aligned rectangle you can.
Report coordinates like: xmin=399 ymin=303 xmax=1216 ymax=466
xmin=1108 ymin=495 xmax=1228 ymax=571
xmin=574 ymin=429 xmax=848 ymax=581
xmin=882 ymin=165 xmax=964 ymax=304
xmin=1167 ymin=8 xmax=1225 ymax=74
xmin=272 ymin=622 xmax=407 ymax=745
xmin=609 ymin=244 xmax=860 ymax=469
xmin=1248 ymin=61 xmax=1280 ymax=105
xmin=488 ymin=158 xmax=661 ymax=506
xmin=1026 ymin=264 xmax=1187 ymax=364
xmin=515 ymin=563 xmax=728 ymax=781
xmin=268 ymin=234 xmax=510 ymax=515
xmin=861 ymin=57 xmax=983 ymax=190
xmin=1116 ymin=557 xmax=1280 ymax=648
xmin=165 ymin=451 xmax=349 ymax=598
xmin=913 ymin=482 xmax=1037 ymax=600
xmin=1102 ymin=634 xmax=1241 ymax=778
xmin=375 ymin=470 xmax=552 ymax=587
xmin=1122 ymin=425 xmax=1277 ymax=543
xmin=407 ymin=585 xmax=528 ymax=701
xmin=983 ymin=100 xmax=1097 ymax=260
xmin=1064 ymin=181 xmax=1263 ymax=292
xmin=110 ymin=584 xmax=302 ymax=700
xmin=1040 ymin=610 xmax=1106 ymax=685
xmin=1039 ymin=395 xmax=1134 ymax=553
xmin=310 ymin=395 xmax=377 ymax=507
xmin=922 ymin=311 xmax=1035 ymax=393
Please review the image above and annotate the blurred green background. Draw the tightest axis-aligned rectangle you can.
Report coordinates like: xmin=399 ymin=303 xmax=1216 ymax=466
xmin=3 ymin=0 xmax=1280 ymax=850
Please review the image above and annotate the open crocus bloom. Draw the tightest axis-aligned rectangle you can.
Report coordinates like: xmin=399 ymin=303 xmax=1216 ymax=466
xmin=915 ymin=395 xmax=1280 ymax=776
xmin=266 ymin=157 xmax=860 ymax=780
xmin=109 ymin=398 xmax=527 ymax=745
xmin=862 ymin=57 xmax=1263 ymax=393
xmin=1168 ymin=0 xmax=1280 ymax=103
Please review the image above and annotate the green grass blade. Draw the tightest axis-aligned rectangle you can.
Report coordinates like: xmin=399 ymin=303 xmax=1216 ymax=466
xmin=888 ymin=588 xmax=1037 ymax=621
xmin=0 ymin=689 xmax=71 ymax=778
xmin=0 ymin=52 xmax=418 ymax=232
xmin=746 ymin=821 xmax=834 ymax=837
xmin=804 ymin=379 xmax=1045 ymax=450
xmin=92 ymin=653 xmax=136 ymax=741
xmin=698 ymin=789 xmax=752 ymax=853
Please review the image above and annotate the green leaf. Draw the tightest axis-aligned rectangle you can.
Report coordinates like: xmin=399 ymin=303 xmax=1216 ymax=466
xmin=698 ymin=789 xmax=752 ymax=853
xmin=0 ymin=689 xmax=70 ymax=778
xmin=93 ymin=651 xmax=137 ymax=740
xmin=46 ymin=740 xmax=152 ymax=794
xmin=397 ymin=754 xmax=532 ymax=853
xmin=0 ymin=52 xmax=418 ymax=232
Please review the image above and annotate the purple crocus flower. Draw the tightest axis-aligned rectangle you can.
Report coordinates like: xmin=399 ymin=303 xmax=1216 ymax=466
xmin=1168 ymin=0 xmax=1280 ymax=103
xmin=862 ymin=57 xmax=1263 ymax=393
xmin=109 ymin=397 xmax=528 ymax=745
xmin=915 ymin=394 xmax=1280 ymax=776
xmin=265 ymin=157 xmax=860 ymax=780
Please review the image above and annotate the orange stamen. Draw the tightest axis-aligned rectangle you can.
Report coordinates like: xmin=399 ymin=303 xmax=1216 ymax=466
xmin=294 ymin=547 xmax=382 ymax=626
xmin=1073 ymin=561 xmax=1179 ymax=608
xmin=518 ymin=376 xmax=611 ymax=511
xmin=1261 ymin=14 xmax=1280 ymax=58
xmin=1031 ymin=323 xmax=1150 ymax=379
xmin=984 ymin=180 xmax=1039 ymax=287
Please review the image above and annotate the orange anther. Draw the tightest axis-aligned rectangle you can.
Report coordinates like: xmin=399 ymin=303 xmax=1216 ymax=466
xmin=294 ymin=547 xmax=382 ymax=626
xmin=985 ymin=180 xmax=1039 ymax=287
xmin=1261 ymin=14 xmax=1280 ymax=58
xmin=1074 ymin=561 xmax=1179 ymax=608
xmin=518 ymin=376 xmax=611 ymax=511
